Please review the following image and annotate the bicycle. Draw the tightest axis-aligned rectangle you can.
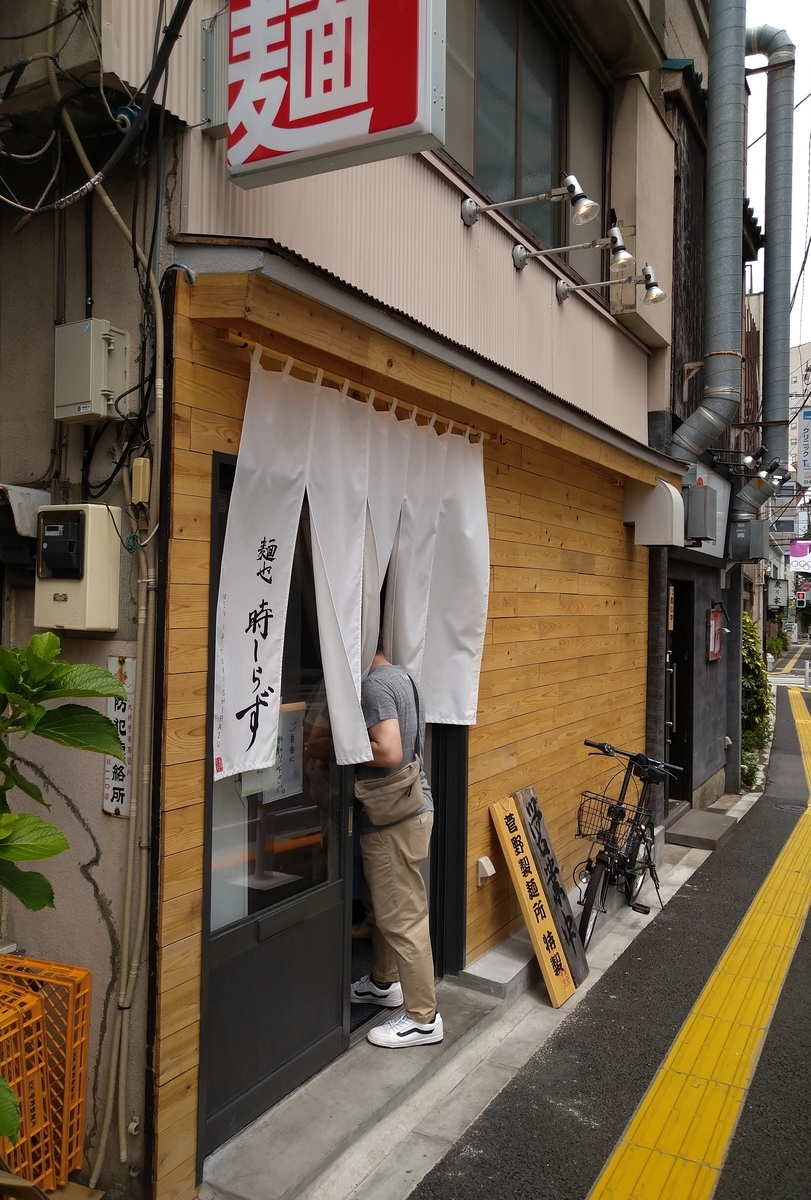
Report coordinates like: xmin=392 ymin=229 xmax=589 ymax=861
xmin=574 ymin=739 xmax=682 ymax=950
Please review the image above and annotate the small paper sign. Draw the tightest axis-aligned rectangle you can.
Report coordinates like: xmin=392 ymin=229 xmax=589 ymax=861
xmin=241 ymin=702 xmax=306 ymax=800
xmin=490 ymin=798 xmax=576 ymax=1008
xmin=103 ymin=656 xmax=135 ymax=818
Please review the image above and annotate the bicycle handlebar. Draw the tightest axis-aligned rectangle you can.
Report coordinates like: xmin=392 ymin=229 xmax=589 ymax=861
xmin=583 ymin=739 xmax=684 ymax=773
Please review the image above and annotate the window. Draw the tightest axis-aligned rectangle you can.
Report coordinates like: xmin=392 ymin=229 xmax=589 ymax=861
xmin=445 ymin=0 xmax=607 ymax=278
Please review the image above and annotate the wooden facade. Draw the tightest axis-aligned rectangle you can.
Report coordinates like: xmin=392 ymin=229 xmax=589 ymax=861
xmin=154 ymin=272 xmax=677 ymax=1198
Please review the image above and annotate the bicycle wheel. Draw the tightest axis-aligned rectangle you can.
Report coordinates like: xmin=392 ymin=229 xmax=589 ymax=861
xmin=579 ymin=860 xmax=609 ymax=950
xmin=624 ymin=822 xmax=653 ymax=903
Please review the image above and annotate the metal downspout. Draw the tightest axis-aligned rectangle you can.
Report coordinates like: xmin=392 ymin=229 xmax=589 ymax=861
xmin=746 ymin=25 xmax=795 ymax=473
xmin=729 ymin=25 xmax=795 ymax=518
xmin=670 ymin=0 xmax=746 ymax=465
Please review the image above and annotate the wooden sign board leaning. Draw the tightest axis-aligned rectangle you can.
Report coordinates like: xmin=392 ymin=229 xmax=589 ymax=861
xmin=514 ymin=786 xmax=590 ymax=988
xmin=489 ymin=798 xmax=577 ymax=1008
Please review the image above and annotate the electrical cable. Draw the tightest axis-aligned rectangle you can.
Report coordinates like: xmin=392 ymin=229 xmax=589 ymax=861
xmin=37 ymin=0 xmax=194 ymax=217
xmin=0 ymin=1 xmax=87 ymax=41
xmin=1 ymin=130 xmax=56 ymax=162
xmin=791 ymin=232 xmax=811 ymax=312
xmin=748 ymin=88 xmax=811 ymax=149
xmin=38 ymin=1 xmax=184 ymax=1180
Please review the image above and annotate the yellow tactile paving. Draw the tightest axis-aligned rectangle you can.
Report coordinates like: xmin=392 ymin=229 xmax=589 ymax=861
xmin=780 ymin=644 xmax=805 ymax=674
xmin=587 ymin=688 xmax=811 ymax=1200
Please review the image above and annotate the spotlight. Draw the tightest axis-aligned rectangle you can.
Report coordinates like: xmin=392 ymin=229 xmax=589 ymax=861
xmin=562 ymin=174 xmax=601 ymax=225
xmin=759 ymin=457 xmax=781 ymax=480
xmin=641 ymin=263 xmax=667 ymax=304
xmin=743 ymin=446 xmax=766 ymax=467
xmin=607 ymin=225 xmax=634 ymax=273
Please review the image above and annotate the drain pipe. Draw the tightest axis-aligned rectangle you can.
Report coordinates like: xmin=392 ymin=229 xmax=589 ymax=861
xmin=746 ymin=25 xmax=795 ymax=472
xmin=670 ymin=0 xmax=746 ymax=466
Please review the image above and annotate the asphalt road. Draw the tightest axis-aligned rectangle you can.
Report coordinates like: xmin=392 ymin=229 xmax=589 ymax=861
xmin=411 ymin=686 xmax=811 ymax=1200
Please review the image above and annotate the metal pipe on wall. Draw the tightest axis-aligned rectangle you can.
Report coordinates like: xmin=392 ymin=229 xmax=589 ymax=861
xmin=670 ymin=0 xmax=746 ymax=465
xmin=746 ymin=25 xmax=795 ymax=468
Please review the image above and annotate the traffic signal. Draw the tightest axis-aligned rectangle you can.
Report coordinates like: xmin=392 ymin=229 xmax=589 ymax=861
xmin=798 ymin=592 xmax=807 ymax=609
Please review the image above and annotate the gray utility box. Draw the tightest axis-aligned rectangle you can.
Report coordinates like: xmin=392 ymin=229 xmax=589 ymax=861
xmin=201 ymin=9 xmax=229 ymax=138
xmin=728 ymin=517 xmax=769 ymax=561
xmin=54 ymin=318 xmax=129 ymax=423
xmin=684 ymin=483 xmax=717 ymax=541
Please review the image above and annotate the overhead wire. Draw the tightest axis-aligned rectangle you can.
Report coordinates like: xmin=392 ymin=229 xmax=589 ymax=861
xmin=0 ymin=1 xmax=87 ymax=41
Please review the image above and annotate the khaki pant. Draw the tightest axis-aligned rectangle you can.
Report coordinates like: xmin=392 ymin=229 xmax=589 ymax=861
xmin=360 ymin=811 xmax=436 ymax=1023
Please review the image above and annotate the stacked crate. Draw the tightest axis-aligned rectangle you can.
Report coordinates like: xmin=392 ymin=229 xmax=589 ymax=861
xmin=0 ymin=957 xmax=91 ymax=1189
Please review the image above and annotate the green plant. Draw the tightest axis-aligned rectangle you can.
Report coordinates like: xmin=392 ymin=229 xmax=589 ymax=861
xmin=779 ymin=631 xmax=790 ymax=651
xmin=766 ymin=634 xmax=783 ymax=658
xmin=741 ymin=748 xmax=759 ymax=791
xmin=0 ymin=633 xmax=126 ymax=1142
xmin=742 ymin=612 xmax=774 ymax=748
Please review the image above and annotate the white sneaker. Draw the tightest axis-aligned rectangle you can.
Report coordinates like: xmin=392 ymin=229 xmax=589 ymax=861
xmin=350 ymin=974 xmax=404 ymax=1008
xmin=367 ymin=1010 xmax=444 ymax=1048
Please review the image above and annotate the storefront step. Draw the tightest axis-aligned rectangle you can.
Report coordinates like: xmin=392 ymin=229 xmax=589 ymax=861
xmin=200 ymin=981 xmax=502 ymax=1200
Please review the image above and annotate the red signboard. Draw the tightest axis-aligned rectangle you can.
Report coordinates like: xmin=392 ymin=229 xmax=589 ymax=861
xmin=228 ymin=0 xmax=445 ymax=187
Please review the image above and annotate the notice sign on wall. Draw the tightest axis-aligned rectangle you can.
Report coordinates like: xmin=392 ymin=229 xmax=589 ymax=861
xmin=241 ymin=702 xmax=306 ymax=800
xmin=227 ymin=0 xmax=446 ymax=187
xmin=103 ymin=656 xmax=135 ymax=818
xmin=490 ymin=798 xmax=577 ymax=1008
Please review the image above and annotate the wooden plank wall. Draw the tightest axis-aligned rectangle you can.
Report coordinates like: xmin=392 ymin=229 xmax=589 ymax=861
xmin=154 ymin=304 xmax=249 ymax=1200
xmin=153 ymin=278 xmax=652 ymax=1197
xmin=466 ymin=437 xmax=649 ymax=964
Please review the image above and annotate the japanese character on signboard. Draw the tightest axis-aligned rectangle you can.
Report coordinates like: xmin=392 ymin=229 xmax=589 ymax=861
xmin=227 ymin=0 xmax=432 ymax=183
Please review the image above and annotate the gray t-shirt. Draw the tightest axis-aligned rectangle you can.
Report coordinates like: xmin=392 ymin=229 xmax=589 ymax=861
xmin=357 ymin=663 xmax=433 ymax=830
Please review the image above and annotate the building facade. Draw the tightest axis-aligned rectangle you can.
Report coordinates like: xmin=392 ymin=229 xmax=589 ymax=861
xmin=0 ymin=2 xmax=695 ymax=1196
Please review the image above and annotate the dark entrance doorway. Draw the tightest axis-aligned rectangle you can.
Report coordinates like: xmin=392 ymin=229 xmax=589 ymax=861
xmin=665 ymin=581 xmax=694 ymax=805
xmin=199 ymin=454 xmax=469 ymax=1167
xmin=200 ymin=458 xmax=353 ymax=1158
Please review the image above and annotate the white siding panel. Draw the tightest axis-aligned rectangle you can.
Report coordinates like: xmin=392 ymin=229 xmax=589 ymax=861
xmin=181 ymin=134 xmax=650 ymax=442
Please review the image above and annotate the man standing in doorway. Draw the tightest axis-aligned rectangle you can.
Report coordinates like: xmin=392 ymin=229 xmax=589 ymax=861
xmin=351 ymin=641 xmax=443 ymax=1047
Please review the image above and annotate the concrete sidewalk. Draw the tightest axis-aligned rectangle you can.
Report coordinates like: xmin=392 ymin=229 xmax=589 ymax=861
xmin=199 ymin=796 xmax=760 ymax=1200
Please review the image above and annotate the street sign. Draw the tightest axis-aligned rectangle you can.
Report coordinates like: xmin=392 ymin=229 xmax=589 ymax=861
xmin=799 ymin=410 xmax=811 ymax=487
xmin=767 ymin=579 xmax=789 ymax=609
xmin=227 ymin=0 xmax=446 ymax=188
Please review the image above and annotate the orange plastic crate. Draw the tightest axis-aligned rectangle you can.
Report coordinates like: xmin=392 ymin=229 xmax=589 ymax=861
xmin=0 ymin=957 xmax=91 ymax=1186
xmin=0 ymin=984 xmax=55 ymax=1191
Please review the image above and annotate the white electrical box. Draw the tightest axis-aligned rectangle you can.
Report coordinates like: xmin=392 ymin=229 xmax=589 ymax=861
xmin=34 ymin=504 xmax=121 ymax=632
xmin=54 ymin=318 xmax=129 ymax=423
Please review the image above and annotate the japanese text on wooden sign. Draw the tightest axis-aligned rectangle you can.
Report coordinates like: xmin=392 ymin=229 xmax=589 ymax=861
xmin=514 ymin=787 xmax=589 ymax=987
xmin=490 ymin=798 xmax=576 ymax=1008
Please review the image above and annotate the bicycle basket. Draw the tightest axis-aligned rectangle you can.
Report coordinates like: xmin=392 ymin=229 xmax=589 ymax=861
xmin=577 ymin=791 xmax=648 ymax=853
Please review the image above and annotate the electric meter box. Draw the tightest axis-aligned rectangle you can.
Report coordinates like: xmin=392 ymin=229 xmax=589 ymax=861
xmin=34 ymin=504 xmax=121 ymax=632
xmin=54 ymin=318 xmax=129 ymax=424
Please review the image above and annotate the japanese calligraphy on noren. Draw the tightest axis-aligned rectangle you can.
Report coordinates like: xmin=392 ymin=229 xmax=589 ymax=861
xmin=235 ymin=539 xmax=278 ymax=753
xmin=103 ymin=656 xmax=136 ymax=818
xmin=515 ymin=787 xmax=590 ymax=987
xmin=489 ymin=798 xmax=576 ymax=1008
xmin=227 ymin=0 xmax=444 ymax=187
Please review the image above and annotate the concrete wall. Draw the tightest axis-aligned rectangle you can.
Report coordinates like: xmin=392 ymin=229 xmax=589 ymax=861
xmin=0 ymin=155 xmax=176 ymax=1194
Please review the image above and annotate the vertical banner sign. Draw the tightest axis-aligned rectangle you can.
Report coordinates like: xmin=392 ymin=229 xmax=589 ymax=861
xmin=227 ymin=0 xmax=446 ymax=188
xmin=490 ymin=799 xmax=577 ymax=1008
xmin=514 ymin=787 xmax=589 ymax=987
xmin=103 ymin=656 xmax=135 ymax=818
xmin=800 ymin=409 xmax=811 ymax=487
